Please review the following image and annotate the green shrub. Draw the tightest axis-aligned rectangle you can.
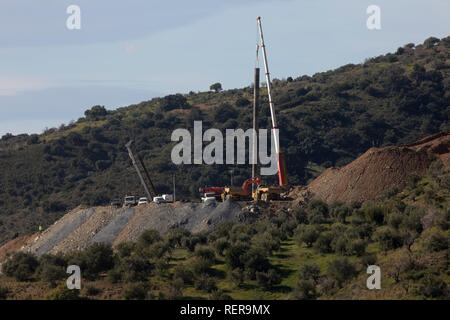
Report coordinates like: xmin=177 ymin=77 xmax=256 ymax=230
xmin=119 ymin=255 xmax=153 ymax=282
xmin=225 ymin=243 xmax=249 ymax=270
xmin=137 ymin=230 xmax=163 ymax=249
xmin=255 ymin=269 xmax=281 ymax=289
xmin=314 ymin=231 xmax=334 ymax=254
xmin=46 ymin=282 xmax=81 ymax=300
xmin=0 ymin=286 xmax=10 ymax=300
xmin=374 ymin=227 xmax=403 ymax=251
xmin=243 ymin=248 xmax=271 ymax=280
xmin=107 ymin=268 xmax=122 ymax=284
xmin=194 ymin=274 xmax=217 ymax=293
xmin=2 ymin=252 xmax=39 ymax=282
xmin=209 ymin=290 xmax=233 ymax=300
xmin=327 ymin=257 xmax=358 ymax=287
xmin=116 ymin=242 xmax=136 ymax=258
xmin=298 ymin=263 xmax=320 ymax=283
xmin=427 ymin=232 xmax=449 ymax=252
xmin=191 ymin=257 xmax=213 ymax=276
xmin=418 ymin=273 xmax=448 ymax=298
xmin=364 ymin=205 xmax=384 ymax=225
xmin=294 ymin=225 xmax=319 ymax=247
xmin=360 ymin=253 xmax=377 ymax=266
xmin=122 ymin=282 xmax=148 ymax=300
xmin=173 ymin=264 xmax=194 ymax=285
xmin=347 ymin=239 xmax=367 ymax=257
xmin=36 ymin=253 xmax=67 ymax=285
xmin=213 ymin=237 xmax=230 ymax=256
xmin=293 ymin=279 xmax=317 ymax=300
xmin=194 ymin=246 xmax=216 ymax=264
xmin=85 ymin=285 xmax=101 ymax=296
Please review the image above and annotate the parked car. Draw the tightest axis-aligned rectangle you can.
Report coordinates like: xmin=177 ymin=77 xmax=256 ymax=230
xmin=110 ymin=198 xmax=122 ymax=207
xmin=124 ymin=195 xmax=136 ymax=206
xmin=138 ymin=197 xmax=149 ymax=205
xmin=153 ymin=196 xmax=165 ymax=204
xmin=201 ymin=192 xmax=216 ymax=204
xmin=162 ymin=194 xmax=173 ymax=202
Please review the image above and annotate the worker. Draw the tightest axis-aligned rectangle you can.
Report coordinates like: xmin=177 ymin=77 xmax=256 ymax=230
xmin=38 ymin=225 xmax=43 ymax=232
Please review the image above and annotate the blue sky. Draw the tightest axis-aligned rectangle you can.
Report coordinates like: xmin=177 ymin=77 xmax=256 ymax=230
xmin=0 ymin=0 xmax=449 ymax=136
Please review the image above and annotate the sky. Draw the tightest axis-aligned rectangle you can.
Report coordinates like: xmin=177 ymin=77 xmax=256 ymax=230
xmin=0 ymin=0 xmax=449 ymax=136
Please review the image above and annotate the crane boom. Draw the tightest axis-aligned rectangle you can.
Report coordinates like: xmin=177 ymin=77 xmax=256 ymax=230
xmin=125 ymin=140 xmax=153 ymax=201
xmin=257 ymin=16 xmax=288 ymax=186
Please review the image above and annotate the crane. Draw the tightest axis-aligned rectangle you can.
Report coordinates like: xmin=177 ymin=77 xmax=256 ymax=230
xmin=257 ymin=16 xmax=288 ymax=187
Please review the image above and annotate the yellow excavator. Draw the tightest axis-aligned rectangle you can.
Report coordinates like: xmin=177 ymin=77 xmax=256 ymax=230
xmin=221 ymin=177 xmax=261 ymax=201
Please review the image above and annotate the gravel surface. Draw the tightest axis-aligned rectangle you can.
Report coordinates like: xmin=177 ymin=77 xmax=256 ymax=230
xmin=50 ymin=206 xmax=119 ymax=254
xmin=25 ymin=207 xmax=94 ymax=256
xmin=88 ymin=208 xmax=136 ymax=245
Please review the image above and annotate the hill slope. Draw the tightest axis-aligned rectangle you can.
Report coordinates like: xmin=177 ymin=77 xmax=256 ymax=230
xmin=0 ymin=36 xmax=449 ymax=244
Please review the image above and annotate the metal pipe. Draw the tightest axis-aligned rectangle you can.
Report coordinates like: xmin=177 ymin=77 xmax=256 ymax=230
xmin=252 ymin=67 xmax=260 ymax=193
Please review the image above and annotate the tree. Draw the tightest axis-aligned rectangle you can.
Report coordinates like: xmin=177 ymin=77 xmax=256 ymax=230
xmin=84 ymin=105 xmax=107 ymax=120
xmin=210 ymin=82 xmax=222 ymax=93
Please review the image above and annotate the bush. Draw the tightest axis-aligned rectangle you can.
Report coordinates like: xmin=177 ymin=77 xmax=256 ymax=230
xmin=210 ymin=290 xmax=233 ymax=300
xmin=327 ymin=257 xmax=358 ymax=287
xmin=2 ymin=252 xmax=39 ymax=281
xmin=364 ymin=205 xmax=384 ymax=225
xmin=243 ymin=248 xmax=271 ymax=280
xmin=293 ymin=279 xmax=317 ymax=300
xmin=374 ymin=227 xmax=403 ymax=252
xmin=294 ymin=225 xmax=319 ymax=247
xmin=85 ymin=285 xmax=101 ymax=296
xmin=213 ymin=237 xmax=230 ymax=256
xmin=194 ymin=246 xmax=216 ymax=264
xmin=191 ymin=257 xmax=213 ymax=276
xmin=119 ymin=255 xmax=153 ymax=283
xmin=347 ymin=239 xmax=367 ymax=257
xmin=298 ymin=263 xmax=320 ymax=282
xmin=194 ymin=274 xmax=217 ymax=293
xmin=314 ymin=231 xmax=334 ymax=254
xmin=307 ymin=200 xmax=329 ymax=224
xmin=427 ymin=232 xmax=449 ymax=252
xmin=36 ymin=254 xmax=67 ymax=285
xmin=360 ymin=253 xmax=377 ymax=267
xmin=225 ymin=243 xmax=249 ymax=270
xmin=107 ymin=268 xmax=122 ymax=284
xmin=116 ymin=242 xmax=136 ymax=258
xmin=0 ymin=286 xmax=10 ymax=300
xmin=418 ymin=273 xmax=447 ymax=298
xmin=81 ymin=243 xmax=115 ymax=279
xmin=137 ymin=230 xmax=163 ymax=249
xmin=173 ymin=264 xmax=194 ymax=285
xmin=255 ymin=269 xmax=281 ymax=289
xmin=46 ymin=282 xmax=81 ymax=300
xmin=123 ymin=282 xmax=148 ymax=300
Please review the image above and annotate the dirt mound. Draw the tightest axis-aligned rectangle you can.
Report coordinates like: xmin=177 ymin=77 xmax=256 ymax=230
xmin=23 ymin=206 xmax=95 ymax=256
xmin=113 ymin=200 xmax=242 ymax=245
xmin=49 ymin=206 xmax=121 ymax=254
xmin=0 ymin=234 xmax=36 ymax=263
xmin=6 ymin=200 xmax=243 ymax=257
xmin=302 ymin=132 xmax=449 ymax=204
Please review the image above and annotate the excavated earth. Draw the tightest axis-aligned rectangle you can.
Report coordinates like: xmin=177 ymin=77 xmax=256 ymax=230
xmin=290 ymin=132 xmax=450 ymax=204
xmin=7 ymin=200 xmax=244 ymax=258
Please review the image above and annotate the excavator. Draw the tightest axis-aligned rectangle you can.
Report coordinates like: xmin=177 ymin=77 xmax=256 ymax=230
xmin=221 ymin=176 xmax=261 ymax=201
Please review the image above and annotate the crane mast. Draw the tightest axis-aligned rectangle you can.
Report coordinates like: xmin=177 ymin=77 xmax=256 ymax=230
xmin=257 ymin=16 xmax=288 ymax=186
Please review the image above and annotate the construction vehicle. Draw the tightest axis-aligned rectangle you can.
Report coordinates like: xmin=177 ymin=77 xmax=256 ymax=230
xmin=250 ymin=17 xmax=289 ymax=202
xmin=221 ymin=176 xmax=260 ymax=201
xmin=199 ymin=187 xmax=225 ymax=201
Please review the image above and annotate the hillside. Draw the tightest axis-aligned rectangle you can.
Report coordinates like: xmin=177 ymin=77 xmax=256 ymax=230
xmin=0 ymin=35 xmax=449 ymax=244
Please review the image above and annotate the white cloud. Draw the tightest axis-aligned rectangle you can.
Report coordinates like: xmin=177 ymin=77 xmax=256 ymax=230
xmin=0 ymin=76 xmax=51 ymax=96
